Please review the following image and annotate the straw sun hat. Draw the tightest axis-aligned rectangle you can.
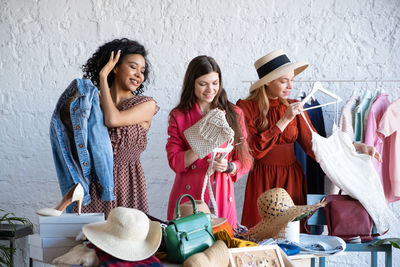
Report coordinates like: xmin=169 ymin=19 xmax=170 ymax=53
xmin=249 ymin=49 xmax=308 ymax=93
xmin=183 ymin=240 xmax=229 ymax=267
xmin=82 ymin=207 xmax=162 ymax=261
xmin=243 ymin=188 xmax=326 ymax=242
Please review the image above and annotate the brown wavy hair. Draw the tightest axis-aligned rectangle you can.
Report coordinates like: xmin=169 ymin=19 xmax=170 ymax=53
xmin=173 ymin=55 xmax=251 ymax=167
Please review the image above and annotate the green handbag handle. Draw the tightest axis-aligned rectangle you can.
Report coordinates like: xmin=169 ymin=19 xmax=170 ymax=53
xmin=175 ymin=194 xmax=197 ymax=219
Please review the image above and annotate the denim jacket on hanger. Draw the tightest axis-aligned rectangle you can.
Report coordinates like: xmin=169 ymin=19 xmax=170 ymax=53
xmin=50 ymin=79 xmax=115 ymax=210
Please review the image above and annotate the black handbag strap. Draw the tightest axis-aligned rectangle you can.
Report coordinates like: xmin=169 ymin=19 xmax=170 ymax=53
xmin=175 ymin=194 xmax=197 ymax=218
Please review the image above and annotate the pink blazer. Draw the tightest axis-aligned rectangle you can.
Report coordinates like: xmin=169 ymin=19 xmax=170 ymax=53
xmin=166 ymin=103 xmax=251 ymax=227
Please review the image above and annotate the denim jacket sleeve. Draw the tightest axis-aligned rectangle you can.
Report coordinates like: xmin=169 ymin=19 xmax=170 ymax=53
xmin=50 ymin=122 xmax=81 ymax=197
xmin=86 ymin=87 xmax=115 ymax=201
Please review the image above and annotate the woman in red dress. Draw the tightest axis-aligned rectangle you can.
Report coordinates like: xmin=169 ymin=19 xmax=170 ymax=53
xmin=237 ymin=50 xmax=381 ymax=228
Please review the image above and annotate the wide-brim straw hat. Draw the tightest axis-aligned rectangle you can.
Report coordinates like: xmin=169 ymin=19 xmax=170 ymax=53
xmin=183 ymin=240 xmax=229 ymax=267
xmin=243 ymin=188 xmax=325 ymax=242
xmin=83 ymin=207 xmax=162 ymax=261
xmin=249 ymin=49 xmax=308 ymax=93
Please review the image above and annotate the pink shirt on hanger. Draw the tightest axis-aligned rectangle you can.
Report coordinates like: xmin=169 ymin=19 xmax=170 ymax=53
xmin=377 ymin=98 xmax=400 ymax=203
xmin=364 ymin=94 xmax=390 ymax=186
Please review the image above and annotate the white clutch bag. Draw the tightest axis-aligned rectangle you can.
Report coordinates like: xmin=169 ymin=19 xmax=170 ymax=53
xmin=184 ymin=108 xmax=234 ymax=159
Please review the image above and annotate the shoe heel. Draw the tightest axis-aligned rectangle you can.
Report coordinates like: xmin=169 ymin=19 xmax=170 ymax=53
xmin=76 ymin=198 xmax=82 ymax=215
xmin=72 ymin=183 xmax=84 ymax=215
xmin=36 ymin=183 xmax=84 ymax=217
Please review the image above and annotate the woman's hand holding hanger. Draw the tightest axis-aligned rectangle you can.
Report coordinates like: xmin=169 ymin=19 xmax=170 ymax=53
xmin=287 ymin=102 xmax=304 ymax=118
xmin=276 ymin=101 xmax=304 ymax=132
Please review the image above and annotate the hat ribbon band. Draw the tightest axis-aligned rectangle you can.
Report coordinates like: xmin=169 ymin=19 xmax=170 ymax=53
xmin=256 ymin=54 xmax=291 ymax=79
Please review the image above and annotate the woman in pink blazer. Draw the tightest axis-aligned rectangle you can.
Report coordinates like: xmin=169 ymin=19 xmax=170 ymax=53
xmin=166 ymin=55 xmax=252 ymax=228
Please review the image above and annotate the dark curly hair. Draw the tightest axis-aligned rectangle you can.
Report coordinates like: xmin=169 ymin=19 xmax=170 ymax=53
xmin=82 ymin=38 xmax=150 ymax=95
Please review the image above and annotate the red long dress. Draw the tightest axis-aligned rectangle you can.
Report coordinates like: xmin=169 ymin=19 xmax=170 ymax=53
xmin=237 ymin=98 xmax=316 ymax=228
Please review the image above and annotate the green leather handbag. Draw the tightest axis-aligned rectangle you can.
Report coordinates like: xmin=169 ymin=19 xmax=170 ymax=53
xmin=163 ymin=194 xmax=215 ymax=263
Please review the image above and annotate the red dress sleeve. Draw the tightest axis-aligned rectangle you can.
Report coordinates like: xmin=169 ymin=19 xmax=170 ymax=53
xmin=237 ymin=99 xmax=282 ymax=160
xmin=295 ymin=105 xmax=317 ymax=160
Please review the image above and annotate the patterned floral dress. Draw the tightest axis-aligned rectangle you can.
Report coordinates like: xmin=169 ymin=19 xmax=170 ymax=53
xmin=78 ymin=96 xmax=159 ymax=217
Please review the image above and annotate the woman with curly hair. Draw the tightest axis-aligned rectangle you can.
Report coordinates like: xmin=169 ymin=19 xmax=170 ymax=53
xmin=79 ymin=38 xmax=158 ymax=217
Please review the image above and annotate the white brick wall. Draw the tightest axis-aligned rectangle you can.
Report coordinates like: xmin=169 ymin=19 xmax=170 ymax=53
xmin=1 ymin=0 xmax=399 ymax=266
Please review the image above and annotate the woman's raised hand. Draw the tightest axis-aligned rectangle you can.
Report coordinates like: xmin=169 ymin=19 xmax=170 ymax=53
xmin=276 ymin=101 xmax=303 ymax=131
xmin=99 ymin=50 xmax=121 ymax=79
xmin=284 ymin=102 xmax=304 ymax=121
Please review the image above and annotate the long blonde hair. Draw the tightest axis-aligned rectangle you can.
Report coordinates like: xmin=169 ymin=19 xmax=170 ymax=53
xmin=246 ymin=84 xmax=289 ymax=132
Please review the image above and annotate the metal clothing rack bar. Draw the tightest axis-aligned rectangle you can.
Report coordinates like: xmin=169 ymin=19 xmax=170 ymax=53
xmin=293 ymin=80 xmax=400 ymax=83
xmin=242 ymin=80 xmax=400 ymax=84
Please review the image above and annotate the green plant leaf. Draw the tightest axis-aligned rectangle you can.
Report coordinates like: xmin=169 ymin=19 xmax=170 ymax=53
xmin=0 ymin=209 xmax=33 ymax=266
xmin=372 ymin=238 xmax=400 ymax=249
xmin=0 ymin=244 xmax=15 ymax=266
xmin=293 ymin=211 xmax=313 ymax=221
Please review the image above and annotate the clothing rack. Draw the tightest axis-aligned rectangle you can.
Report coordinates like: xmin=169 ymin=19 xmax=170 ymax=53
xmin=242 ymin=79 xmax=400 ymax=85
xmin=240 ymin=79 xmax=400 ymax=125
xmin=292 ymin=80 xmax=400 ymax=87
xmin=241 ymin=79 xmax=400 ymax=100
xmin=293 ymin=80 xmax=400 ymax=82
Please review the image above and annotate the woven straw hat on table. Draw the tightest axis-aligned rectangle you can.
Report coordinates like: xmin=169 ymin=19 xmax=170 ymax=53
xmin=242 ymin=188 xmax=325 ymax=242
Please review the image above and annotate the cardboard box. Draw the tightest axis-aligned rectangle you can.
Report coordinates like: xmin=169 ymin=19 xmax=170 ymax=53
xmin=38 ymin=213 xmax=104 ymax=238
xmin=29 ymin=234 xmax=80 ymax=248
xmin=29 ymin=234 xmax=82 ymax=263
xmin=29 ymin=245 xmax=72 ymax=263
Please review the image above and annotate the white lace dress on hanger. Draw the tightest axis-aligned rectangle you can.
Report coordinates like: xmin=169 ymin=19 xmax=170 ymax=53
xmin=300 ymin=113 xmax=397 ymax=234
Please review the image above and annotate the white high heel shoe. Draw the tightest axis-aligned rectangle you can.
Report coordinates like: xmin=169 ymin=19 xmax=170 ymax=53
xmin=36 ymin=183 xmax=84 ymax=216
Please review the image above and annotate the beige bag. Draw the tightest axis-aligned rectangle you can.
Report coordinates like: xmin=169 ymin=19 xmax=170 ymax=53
xmin=184 ymin=108 xmax=234 ymax=159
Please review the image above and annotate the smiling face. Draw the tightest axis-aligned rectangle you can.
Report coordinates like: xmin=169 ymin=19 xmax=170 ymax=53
xmin=194 ymin=71 xmax=220 ymax=111
xmin=266 ymin=71 xmax=295 ymax=99
xmin=112 ymin=54 xmax=146 ymax=93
